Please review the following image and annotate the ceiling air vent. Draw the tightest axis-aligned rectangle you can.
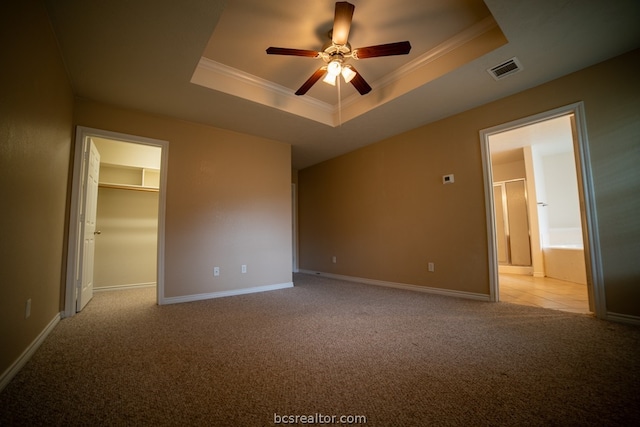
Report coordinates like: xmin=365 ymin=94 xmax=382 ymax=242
xmin=488 ymin=57 xmax=523 ymax=81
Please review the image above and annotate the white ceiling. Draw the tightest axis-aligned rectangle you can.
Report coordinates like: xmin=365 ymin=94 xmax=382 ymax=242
xmin=44 ymin=0 xmax=640 ymax=169
xmin=490 ymin=115 xmax=573 ymax=164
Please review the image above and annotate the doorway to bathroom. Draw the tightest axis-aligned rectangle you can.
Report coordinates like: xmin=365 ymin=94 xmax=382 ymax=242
xmin=480 ymin=103 xmax=605 ymax=317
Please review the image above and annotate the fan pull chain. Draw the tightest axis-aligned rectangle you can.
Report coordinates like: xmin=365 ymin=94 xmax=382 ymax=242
xmin=337 ymin=76 xmax=342 ymax=127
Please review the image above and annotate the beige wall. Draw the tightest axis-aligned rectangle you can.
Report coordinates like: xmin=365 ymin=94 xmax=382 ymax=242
xmin=0 ymin=1 xmax=74 ymax=375
xmin=73 ymin=99 xmax=293 ymax=298
xmin=95 ymin=187 xmax=159 ymax=288
xmin=299 ymin=115 xmax=490 ymax=293
xmin=492 ymin=158 xmax=526 ymax=182
xmin=299 ymin=48 xmax=640 ymax=317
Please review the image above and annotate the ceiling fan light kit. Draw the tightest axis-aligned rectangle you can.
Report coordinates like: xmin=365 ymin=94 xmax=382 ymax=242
xmin=323 ymin=73 xmax=337 ymax=86
xmin=266 ymin=1 xmax=411 ymax=96
xmin=341 ymin=65 xmax=356 ymax=83
xmin=327 ymin=59 xmax=343 ymax=77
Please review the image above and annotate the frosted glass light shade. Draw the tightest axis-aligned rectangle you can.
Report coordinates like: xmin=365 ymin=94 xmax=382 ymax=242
xmin=323 ymin=73 xmax=337 ymax=86
xmin=327 ymin=60 xmax=342 ymax=76
xmin=341 ymin=66 xmax=356 ymax=83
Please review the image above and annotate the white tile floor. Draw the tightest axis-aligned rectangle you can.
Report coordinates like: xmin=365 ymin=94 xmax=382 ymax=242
xmin=499 ymin=273 xmax=591 ymax=314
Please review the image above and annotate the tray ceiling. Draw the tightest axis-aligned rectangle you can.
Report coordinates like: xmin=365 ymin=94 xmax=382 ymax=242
xmin=192 ymin=0 xmax=507 ymax=126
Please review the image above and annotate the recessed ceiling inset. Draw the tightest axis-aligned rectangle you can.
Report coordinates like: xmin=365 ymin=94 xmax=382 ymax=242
xmin=192 ymin=0 xmax=508 ymax=127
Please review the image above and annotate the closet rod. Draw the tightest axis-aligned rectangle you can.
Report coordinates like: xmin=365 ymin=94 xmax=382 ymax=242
xmin=98 ymin=183 xmax=159 ymax=193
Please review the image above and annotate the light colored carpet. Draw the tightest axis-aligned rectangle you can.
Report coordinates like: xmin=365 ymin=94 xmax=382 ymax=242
xmin=1 ymin=273 xmax=639 ymax=426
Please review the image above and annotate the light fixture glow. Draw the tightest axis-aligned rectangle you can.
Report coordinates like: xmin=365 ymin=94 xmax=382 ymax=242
xmin=341 ymin=65 xmax=356 ymax=83
xmin=323 ymin=73 xmax=337 ymax=86
xmin=327 ymin=60 xmax=342 ymax=76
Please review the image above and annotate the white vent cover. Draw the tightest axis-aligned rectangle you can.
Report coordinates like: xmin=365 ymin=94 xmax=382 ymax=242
xmin=487 ymin=57 xmax=523 ymax=80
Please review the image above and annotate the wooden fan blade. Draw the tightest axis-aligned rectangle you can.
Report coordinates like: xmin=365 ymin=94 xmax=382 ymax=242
xmin=266 ymin=47 xmax=319 ymax=57
xmin=353 ymin=41 xmax=412 ymax=59
xmin=332 ymin=2 xmax=355 ymax=46
xmin=295 ymin=67 xmax=327 ymax=95
xmin=348 ymin=67 xmax=371 ymax=95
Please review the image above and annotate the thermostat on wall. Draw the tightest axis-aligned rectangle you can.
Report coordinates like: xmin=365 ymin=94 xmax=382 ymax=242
xmin=443 ymin=174 xmax=455 ymax=184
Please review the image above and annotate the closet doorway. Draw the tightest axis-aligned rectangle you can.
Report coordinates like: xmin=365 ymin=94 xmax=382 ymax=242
xmin=65 ymin=127 xmax=168 ymax=317
xmin=93 ymin=138 xmax=161 ymax=293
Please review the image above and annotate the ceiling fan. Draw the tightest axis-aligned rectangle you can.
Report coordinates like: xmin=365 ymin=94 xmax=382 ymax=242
xmin=266 ymin=1 xmax=411 ymax=96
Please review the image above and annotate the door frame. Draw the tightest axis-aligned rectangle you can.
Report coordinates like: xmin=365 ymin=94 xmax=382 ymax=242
xmin=292 ymin=183 xmax=299 ymax=273
xmin=479 ymin=102 xmax=606 ymax=318
xmin=64 ymin=126 xmax=169 ymax=317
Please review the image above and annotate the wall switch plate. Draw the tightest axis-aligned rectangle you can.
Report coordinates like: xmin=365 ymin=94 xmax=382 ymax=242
xmin=213 ymin=267 xmax=220 ymax=277
xmin=241 ymin=265 xmax=247 ymax=273
xmin=332 ymin=256 xmax=337 ymax=264
xmin=428 ymin=262 xmax=435 ymax=272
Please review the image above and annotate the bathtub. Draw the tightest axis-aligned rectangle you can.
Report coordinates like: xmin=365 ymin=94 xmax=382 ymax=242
xmin=542 ymin=245 xmax=587 ymax=285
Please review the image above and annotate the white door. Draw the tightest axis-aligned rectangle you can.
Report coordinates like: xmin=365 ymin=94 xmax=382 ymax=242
xmin=77 ymin=139 xmax=100 ymax=311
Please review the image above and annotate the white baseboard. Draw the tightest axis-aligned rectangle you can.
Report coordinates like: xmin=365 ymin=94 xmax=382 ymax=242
xmin=298 ymin=270 xmax=490 ymax=302
xmin=160 ymin=282 xmax=294 ymax=305
xmin=606 ymin=311 xmax=640 ymax=326
xmin=94 ymin=282 xmax=156 ymax=292
xmin=0 ymin=312 xmax=61 ymax=392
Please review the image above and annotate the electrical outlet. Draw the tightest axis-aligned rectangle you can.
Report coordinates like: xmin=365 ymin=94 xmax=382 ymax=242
xmin=213 ymin=267 xmax=220 ymax=277
xmin=428 ymin=262 xmax=435 ymax=272
xmin=332 ymin=256 xmax=337 ymax=264
xmin=25 ymin=299 xmax=31 ymax=319
xmin=241 ymin=265 xmax=247 ymax=273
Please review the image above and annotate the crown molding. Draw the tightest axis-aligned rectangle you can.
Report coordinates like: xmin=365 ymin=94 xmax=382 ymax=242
xmin=340 ymin=16 xmax=501 ymax=110
xmin=192 ymin=58 xmax=335 ymax=126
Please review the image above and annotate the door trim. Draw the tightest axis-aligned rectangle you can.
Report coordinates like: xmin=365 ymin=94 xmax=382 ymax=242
xmin=292 ymin=183 xmax=299 ymax=273
xmin=479 ymin=102 xmax=606 ymax=318
xmin=64 ymin=126 xmax=169 ymax=317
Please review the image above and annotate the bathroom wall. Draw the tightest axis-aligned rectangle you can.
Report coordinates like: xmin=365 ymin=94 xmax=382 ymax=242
xmin=539 ymin=150 xmax=583 ymax=248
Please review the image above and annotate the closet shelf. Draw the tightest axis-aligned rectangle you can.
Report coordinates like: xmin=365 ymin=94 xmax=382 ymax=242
xmin=99 ymin=183 xmax=159 ymax=193
xmin=98 ymin=164 xmax=160 ymax=192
